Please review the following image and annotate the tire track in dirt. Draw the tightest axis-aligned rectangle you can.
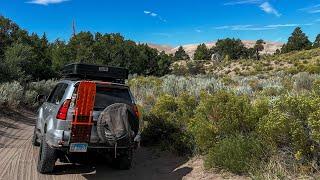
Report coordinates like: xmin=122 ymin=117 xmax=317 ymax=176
xmin=0 ymin=111 xmax=86 ymax=180
xmin=0 ymin=109 xmax=247 ymax=180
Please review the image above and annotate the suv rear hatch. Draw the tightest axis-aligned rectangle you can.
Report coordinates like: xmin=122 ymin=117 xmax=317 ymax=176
xmin=89 ymin=83 xmax=139 ymax=144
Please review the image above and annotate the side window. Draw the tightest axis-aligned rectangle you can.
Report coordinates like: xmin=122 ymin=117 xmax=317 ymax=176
xmin=47 ymin=84 xmax=61 ymax=103
xmin=47 ymin=83 xmax=68 ymax=105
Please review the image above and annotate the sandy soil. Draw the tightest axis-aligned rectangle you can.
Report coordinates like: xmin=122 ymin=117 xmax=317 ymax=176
xmin=0 ymin=108 xmax=248 ymax=180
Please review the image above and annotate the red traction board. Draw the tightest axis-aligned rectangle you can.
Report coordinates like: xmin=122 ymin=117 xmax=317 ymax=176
xmin=70 ymin=81 xmax=96 ymax=143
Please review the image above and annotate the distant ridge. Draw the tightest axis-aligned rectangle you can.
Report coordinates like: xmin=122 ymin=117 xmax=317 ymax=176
xmin=147 ymin=40 xmax=283 ymax=59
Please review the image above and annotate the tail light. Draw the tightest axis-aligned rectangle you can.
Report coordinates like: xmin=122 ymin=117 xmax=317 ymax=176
xmin=133 ymin=105 xmax=140 ymax=119
xmin=56 ymin=99 xmax=71 ymax=120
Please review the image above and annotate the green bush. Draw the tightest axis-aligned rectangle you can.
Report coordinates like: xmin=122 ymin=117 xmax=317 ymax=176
xmin=194 ymin=91 xmax=257 ymax=136
xmin=142 ymin=93 xmax=197 ymax=155
xmin=141 ymin=113 xmax=195 ymax=155
xmin=258 ymin=95 xmax=320 ymax=160
xmin=189 ymin=91 xmax=266 ymax=153
xmin=312 ymin=79 xmax=320 ymax=95
xmin=205 ymin=135 xmax=265 ymax=174
xmin=151 ymin=94 xmax=178 ymax=121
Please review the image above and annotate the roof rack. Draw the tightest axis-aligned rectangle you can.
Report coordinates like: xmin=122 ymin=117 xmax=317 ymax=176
xmin=62 ymin=63 xmax=128 ymax=84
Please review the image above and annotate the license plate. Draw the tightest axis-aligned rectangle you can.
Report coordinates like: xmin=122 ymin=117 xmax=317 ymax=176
xmin=70 ymin=143 xmax=88 ymax=152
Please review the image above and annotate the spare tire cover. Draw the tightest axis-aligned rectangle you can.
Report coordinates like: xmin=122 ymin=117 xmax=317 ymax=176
xmin=97 ymin=103 xmax=134 ymax=144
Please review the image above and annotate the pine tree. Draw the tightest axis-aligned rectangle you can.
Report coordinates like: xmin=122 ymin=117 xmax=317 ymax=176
xmin=194 ymin=43 xmax=211 ymax=60
xmin=313 ymin=34 xmax=320 ymax=48
xmin=281 ymin=27 xmax=312 ymax=53
xmin=254 ymin=39 xmax=265 ymax=60
xmin=174 ymin=46 xmax=190 ymax=60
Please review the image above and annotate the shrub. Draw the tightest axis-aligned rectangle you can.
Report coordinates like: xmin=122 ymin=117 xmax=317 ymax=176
xmin=293 ymin=72 xmax=313 ymax=91
xmin=23 ymin=90 xmax=38 ymax=107
xmin=204 ymin=91 xmax=257 ymax=134
xmin=141 ymin=112 xmax=195 ymax=155
xmin=150 ymin=94 xmax=178 ymax=121
xmin=0 ymin=81 xmax=24 ymax=108
xmin=142 ymin=93 xmax=197 ymax=155
xmin=257 ymin=110 xmax=291 ymax=148
xmin=28 ymin=79 xmax=57 ymax=96
xmin=186 ymin=61 xmax=206 ymax=75
xmin=189 ymin=91 xmax=261 ymax=152
xmin=312 ymin=79 xmax=320 ymax=95
xmin=258 ymin=95 xmax=320 ymax=160
xmin=205 ymin=135 xmax=265 ymax=174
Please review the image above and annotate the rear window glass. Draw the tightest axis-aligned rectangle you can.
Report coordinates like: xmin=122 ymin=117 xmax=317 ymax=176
xmin=94 ymin=86 xmax=132 ymax=110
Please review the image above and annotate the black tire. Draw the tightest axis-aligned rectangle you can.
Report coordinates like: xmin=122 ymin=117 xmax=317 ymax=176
xmin=112 ymin=148 xmax=133 ymax=170
xmin=32 ymin=127 xmax=40 ymax=146
xmin=37 ymin=136 xmax=57 ymax=174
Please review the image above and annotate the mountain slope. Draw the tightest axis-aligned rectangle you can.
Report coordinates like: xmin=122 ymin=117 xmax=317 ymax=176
xmin=148 ymin=40 xmax=283 ymax=59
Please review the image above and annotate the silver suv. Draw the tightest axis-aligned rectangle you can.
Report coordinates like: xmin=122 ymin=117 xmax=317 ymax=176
xmin=32 ymin=78 xmax=140 ymax=174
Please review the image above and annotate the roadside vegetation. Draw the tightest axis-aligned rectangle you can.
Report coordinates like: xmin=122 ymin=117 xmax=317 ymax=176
xmin=2 ymin=15 xmax=320 ymax=178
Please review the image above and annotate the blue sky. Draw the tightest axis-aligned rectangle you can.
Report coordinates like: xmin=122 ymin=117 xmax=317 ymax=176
xmin=1 ymin=0 xmax=320 ymax=46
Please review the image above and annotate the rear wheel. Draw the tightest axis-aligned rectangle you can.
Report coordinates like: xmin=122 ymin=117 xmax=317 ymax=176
xmin=37 ymin=136 xmax=57 ymax=174
xmin=32 ymin=127 xmax=40 ymax=146
xmin=112 ymin=148 xmax=133 ymax=170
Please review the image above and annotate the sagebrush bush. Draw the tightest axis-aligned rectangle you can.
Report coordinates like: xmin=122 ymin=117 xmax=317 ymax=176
xmin=293 ymin=72 xmax=313 ymax=91
xmin=29 ymin=79 xmax=57 ymax=96
xmin=0 ymin=81 xmax=24 ymax=107
xmin=205 ymin=135 xmax=265 ymax=174
xmin=0 ymin=79 xmax=57 ymax=108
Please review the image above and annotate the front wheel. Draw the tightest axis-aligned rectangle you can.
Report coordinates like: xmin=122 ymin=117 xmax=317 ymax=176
xmin=37 ymin=136 xmax=57 ymax=174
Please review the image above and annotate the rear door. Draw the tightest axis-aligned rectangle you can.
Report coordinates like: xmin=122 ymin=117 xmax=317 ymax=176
xmin=90 ymin=85 xmax=133 ymax=143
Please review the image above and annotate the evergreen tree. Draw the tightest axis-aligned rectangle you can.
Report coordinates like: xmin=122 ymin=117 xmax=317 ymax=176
xmin=194 ymin=43 xmax=211 ymax=60
xmin=281 ymin=27 xmax=312 ymax=53
xmin=313 ymin=34 xmax=320 ymax=48
xmin=174 ymin=46 xmax=190 ymax=60
xmin=254 ymin=39 xmax=265 ymax=60
xmin=212 ymin=38 xmax=247 ymax=60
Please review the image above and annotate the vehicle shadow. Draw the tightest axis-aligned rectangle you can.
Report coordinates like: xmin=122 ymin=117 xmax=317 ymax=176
xmin=0 ymin=107 xmax=35 ymax=127
xmin=51 ymin=147 xmax=193 ymax=180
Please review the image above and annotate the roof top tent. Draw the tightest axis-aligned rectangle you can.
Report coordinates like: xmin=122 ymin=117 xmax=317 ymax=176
xmin=62 ymin=63 xmax=129 ymax=84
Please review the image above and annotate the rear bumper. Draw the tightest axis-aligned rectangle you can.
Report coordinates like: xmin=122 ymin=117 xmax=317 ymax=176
xmin=45 ymin=129 xmax=141 ymax=150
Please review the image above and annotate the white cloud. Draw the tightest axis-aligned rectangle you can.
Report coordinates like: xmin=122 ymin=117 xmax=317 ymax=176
xmin=214 ymin=25 xmax=272 ymax=31
xmin=195 ymin=29 xmax=203 ymax=33
xmin=224 ymin=0 xmax=262 ymax=6
xmin=27 ymin=0 xmax=68 ymax=5
xmin=213 ymin=26 xmax=230 ymax=30
xmin=150 ymin=13 xmax=158 ymax=17
xmin=265 ymin=24 xmax=299 ymax=28
xmin=300 ymin=4 xmax=320 ymax=14
xmin=143 ymin=10 xmax=166 ymax=22
xmin=260 ymin=2 xmax=281 ymax=17
xmin=213 ymin=23 xmax=313 ymax=31
xmin=265 ymin=23 xmax=313 ymax=28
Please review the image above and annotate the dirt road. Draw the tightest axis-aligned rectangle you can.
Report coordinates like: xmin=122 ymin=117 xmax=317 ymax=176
xmin=0 ymin=108 xmax=246 ymax=180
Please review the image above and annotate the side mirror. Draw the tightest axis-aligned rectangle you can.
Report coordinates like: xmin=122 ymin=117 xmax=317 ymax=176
xmin=36 ymin=95 xmax=46 ymax=103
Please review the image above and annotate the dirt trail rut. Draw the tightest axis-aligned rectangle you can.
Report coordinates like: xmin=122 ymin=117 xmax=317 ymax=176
xmin=0 ymin=109 xmax=247 ymax=180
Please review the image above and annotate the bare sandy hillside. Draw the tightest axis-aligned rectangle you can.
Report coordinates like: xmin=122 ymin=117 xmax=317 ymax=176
xmin=0 ymin=108 xmax=247 ymax=180
xmin=148 ymin=40 xmax=283 ymax=59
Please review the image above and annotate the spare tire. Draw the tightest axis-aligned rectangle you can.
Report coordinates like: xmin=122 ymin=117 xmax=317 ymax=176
xmin=97 ymin=103 xmax=136 ymax=145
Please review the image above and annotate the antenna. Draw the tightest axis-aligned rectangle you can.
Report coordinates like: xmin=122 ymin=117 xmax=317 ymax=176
xmin=72 ymin=20 xmax=76 ymax=37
